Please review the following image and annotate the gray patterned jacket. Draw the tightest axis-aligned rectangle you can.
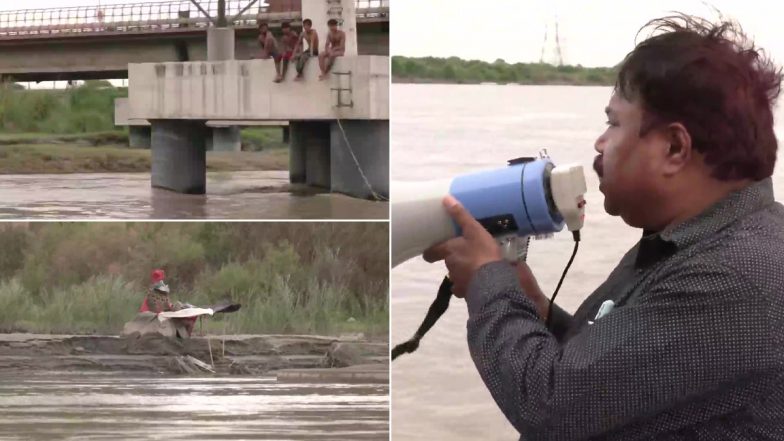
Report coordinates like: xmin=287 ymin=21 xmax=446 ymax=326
xmin=466 ymin=178 xmax=784 ymax=441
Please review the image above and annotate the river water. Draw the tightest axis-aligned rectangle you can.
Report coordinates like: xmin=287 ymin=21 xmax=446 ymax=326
xmin=0 ymin=373 xmax=389 ymax=440
xmin=390 ymin=84 xmax=784 ymax=440
xmin=0 ymin=171 xmax=388 ymax=220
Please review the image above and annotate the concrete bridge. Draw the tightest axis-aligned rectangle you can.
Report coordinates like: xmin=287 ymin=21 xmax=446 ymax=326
xmin=0 ymin=0 xmax=389 ymax=82
xmin=123 ymin=0 xmax=389 ymax=200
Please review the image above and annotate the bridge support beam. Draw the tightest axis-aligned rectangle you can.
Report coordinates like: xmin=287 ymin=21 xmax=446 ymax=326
xmin=330 ymin=120 xmax=389 ymax=200
xmin=207 ymin=27 xmax=235 ymax=61
xmin=206 ymin=27 xmax=241 ymax=154
xmin=150 ymin=120 xmax=208 ymax=194
xmin=128 ymin=126 xmax=151 ymax=149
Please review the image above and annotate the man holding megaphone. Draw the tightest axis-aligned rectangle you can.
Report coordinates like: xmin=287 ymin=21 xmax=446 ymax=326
xmin=409 ymin=15 xmax=784 ymax=440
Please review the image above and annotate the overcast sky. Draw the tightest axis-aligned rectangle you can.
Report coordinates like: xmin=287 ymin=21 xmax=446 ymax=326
xmin=393 ymin=0 xmax=784 ymax=67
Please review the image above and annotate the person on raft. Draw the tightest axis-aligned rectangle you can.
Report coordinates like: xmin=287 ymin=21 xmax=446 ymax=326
xmin=140 ymin=269 xmax=196 ymax=336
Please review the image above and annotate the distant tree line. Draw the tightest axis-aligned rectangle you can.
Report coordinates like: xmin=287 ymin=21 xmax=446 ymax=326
xmin=392 ymin=56 xmax=618 ymax=86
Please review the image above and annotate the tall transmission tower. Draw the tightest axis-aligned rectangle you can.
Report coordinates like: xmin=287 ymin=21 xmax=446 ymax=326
xmin=539 ymin=15 xmax=565 ymax=66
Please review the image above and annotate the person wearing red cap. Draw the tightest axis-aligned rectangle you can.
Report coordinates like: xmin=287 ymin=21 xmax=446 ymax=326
xmin=140 ymin=269 xmax=174 ymax=314
xmin=138 ymin=269 xmax=198 ymax=337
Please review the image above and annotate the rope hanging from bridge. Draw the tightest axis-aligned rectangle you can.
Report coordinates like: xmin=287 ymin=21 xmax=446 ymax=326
xmin=335 ymin=118 xmax=388 ymax=202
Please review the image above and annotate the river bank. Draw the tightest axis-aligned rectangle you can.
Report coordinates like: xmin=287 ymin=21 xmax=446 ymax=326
xmin=0 ymin=144 xmax=288 ymax=174
xmin=0 ymin=333 xmax=389 ymax=382
xmin=0 ymin=129 xmax=289 ymax=174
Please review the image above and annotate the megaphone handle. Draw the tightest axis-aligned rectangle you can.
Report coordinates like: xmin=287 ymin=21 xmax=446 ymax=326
xmin=391 ymin=276 xmax=453 ymax=361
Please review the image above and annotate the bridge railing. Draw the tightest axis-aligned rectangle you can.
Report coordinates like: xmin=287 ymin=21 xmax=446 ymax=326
xmin=0 ymin=0 xmax=389 ymax=39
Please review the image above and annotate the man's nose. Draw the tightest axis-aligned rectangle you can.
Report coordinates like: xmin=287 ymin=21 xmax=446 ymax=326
xmin=594 ymin=133 xmax=606 ymax=154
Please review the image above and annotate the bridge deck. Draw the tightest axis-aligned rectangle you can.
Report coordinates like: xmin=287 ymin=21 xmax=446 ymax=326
xmin=0 ymin=0 xmax=388 ymax=40
xmin=128 ymin=56 xmax=389 ymax=121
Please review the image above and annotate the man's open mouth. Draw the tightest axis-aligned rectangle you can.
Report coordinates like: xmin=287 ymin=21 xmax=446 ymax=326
xmin=593 ymin=155 xmax=604 ymax=178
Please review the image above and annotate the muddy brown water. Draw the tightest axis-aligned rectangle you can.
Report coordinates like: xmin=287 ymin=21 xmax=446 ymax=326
xmin=0 ymin=374 xmax=389 ymax=440
xmin=0 ymin=334 xmax=389 ymax=440
xmin=0 ymin=171 xmax=388 ymax=220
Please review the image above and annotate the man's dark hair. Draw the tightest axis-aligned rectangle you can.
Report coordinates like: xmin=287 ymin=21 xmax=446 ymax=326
xmin=303 ymin=18 xmax=312 ymax=26
xmin=258 ymin=21 xmax=268 ymax=28
xmin=616 ymin=14 xmax=782 ymax=181
xmin=281 ymin=21 xmax=290 ymax=29
xmin=327 ymin=18 xmax=338 ymax=26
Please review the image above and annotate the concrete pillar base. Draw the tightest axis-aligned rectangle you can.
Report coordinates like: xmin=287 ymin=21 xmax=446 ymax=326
xmin=289 ymin=122 xmax=306 ymax=184
xmin=289 ymin=121 xmax=330 ymax=188
xmin=330 ymin=120 xmax=389 ymax=199
xmin=289 ymin=120 xmax=389 ymax=198
xmin=212 ymin=126 xmax=241 ymax=152
xmin=150 ymin=120 xmax=208 ymax=194
xmin=128 ymin=126 xmax=151 ymax=149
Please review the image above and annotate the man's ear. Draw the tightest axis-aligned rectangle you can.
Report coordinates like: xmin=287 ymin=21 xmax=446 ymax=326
xmin=662 ymin=122 xmax=692 ymax=175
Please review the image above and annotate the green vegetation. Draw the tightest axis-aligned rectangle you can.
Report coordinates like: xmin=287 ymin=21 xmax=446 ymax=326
xmin=242 ymin=127 xmax=289 ymax=151
xmin=0 ymin=131 xmax=128 ymax=145
xmin=0 ymin=223 xmax=388 ymax=336
xmin=392 ymin=56 xmax=618 ymax=86
xmin=0 ymin=143 xmax=288 ymax=174
xmin=0 ymin=81 xmax=126 ymax=134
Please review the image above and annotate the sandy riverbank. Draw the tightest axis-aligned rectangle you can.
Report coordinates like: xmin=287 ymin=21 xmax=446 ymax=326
xmin=0 ymin=333 xmax=388 ymax=382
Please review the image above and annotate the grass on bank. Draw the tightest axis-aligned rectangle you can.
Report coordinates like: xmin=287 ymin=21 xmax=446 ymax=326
xmin=242 ymin=127 xmax=289 ymax=151
xmin=0 ymin=81 xmax=127 ymax=134
xmin=0 ymin=223 xmax=389 ymax=337
xmin=0 ymin=142 xmax=289 ymax=174
xmin=0 ymin=131 xmax=128 ymax=146
xmin=0 ymin=270 xmax=388 ymax=337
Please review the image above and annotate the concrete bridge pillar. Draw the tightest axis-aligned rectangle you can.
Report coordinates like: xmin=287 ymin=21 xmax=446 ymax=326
xmin=289 ymin=124 xmax=306 ymax=184
xmin=207 ymin=27 xmax=240 ymax=153
xmin=212 ymin=126 xmax=242 ymax=152
xmin=128 ymin=126 xmax=151 ymax=149
xmin=290 ymin=121 xmax=331 ymax=189
xmin=207 ymin=27 xmax=235 ymax=61
xmin=150 ymin=120 xmax=208 ymax=194
xmin=330 ymin=120 xmax=389 ymax=199
xmin=289 ymin=120 xmax=388 ymax=198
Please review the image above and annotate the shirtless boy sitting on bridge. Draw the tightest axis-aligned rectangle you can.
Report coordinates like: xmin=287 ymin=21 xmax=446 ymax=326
xmin=318 ymin=18 xmax=346 ymax=80
xmin=257 ymin=22 xmax=284 ymax=82
xmin=277 ymin=22 xmax=300 ymax=82
xmin=293 ymin=18 xmax=319 ymax=80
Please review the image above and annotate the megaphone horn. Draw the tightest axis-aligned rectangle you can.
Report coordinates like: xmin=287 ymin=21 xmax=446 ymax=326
xmin=391 ymin=157 xmax=587 ymax=268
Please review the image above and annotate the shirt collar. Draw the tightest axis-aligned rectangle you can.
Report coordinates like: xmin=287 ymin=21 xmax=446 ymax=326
xmin=634 ymin=178 xmax=775 ymax=269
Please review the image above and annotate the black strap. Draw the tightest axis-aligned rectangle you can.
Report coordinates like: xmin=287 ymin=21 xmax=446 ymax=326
xmin=391 ymin=276 xmax=453 ymax=361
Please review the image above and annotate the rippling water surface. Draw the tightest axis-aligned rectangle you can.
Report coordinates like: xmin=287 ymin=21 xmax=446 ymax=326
xmin=0 ymin=171 xmax=388 ymax=219
xmin=0 ymin=373 xmax=389 ymax=440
